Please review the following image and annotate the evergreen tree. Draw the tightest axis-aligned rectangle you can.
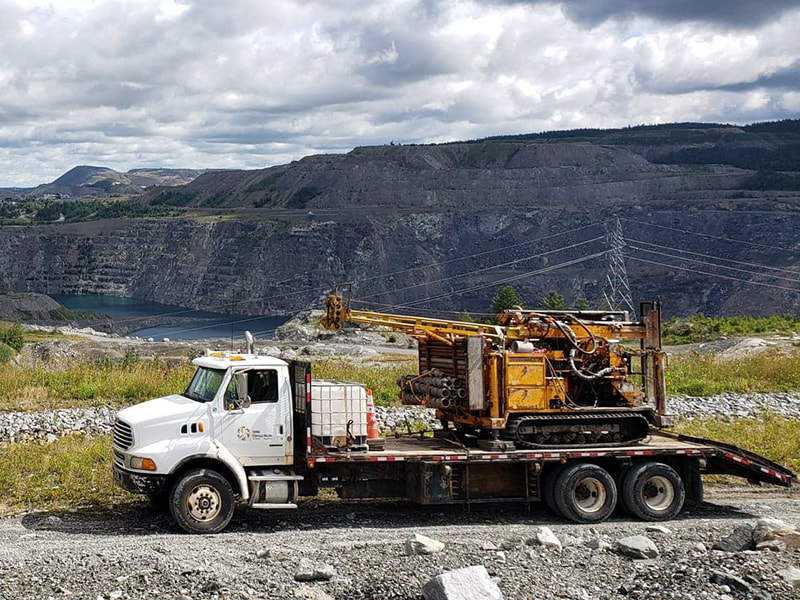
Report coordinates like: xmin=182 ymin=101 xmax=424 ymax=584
xmin=541 ymin=290 xmax=567 ymax=310
xmin=490 ymin=285 xmax=524 ymax=315
xmin=574 ymin=296 xmax=589 ymax=311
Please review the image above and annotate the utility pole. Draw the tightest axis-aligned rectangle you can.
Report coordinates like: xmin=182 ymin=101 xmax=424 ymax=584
xmin=602 ymin=217 xmax=636 ymax=320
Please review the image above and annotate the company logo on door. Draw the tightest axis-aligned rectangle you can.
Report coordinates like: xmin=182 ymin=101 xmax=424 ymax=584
xmin=236 ymin=426 xmax=251 ymax=441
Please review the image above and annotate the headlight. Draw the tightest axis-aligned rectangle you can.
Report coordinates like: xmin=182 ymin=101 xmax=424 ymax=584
xmin=130 ymin=456 xmax=157 ymax=471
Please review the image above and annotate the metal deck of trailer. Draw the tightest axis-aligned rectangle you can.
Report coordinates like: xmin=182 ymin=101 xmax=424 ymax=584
xmin=309 ymin=429 xmax=794 ymax=488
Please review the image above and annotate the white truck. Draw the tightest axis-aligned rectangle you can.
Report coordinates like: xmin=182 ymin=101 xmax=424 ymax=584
xmin=113 ymin=336 xmax=794 ymax=534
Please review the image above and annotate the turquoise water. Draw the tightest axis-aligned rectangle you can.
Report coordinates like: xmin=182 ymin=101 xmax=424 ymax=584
xmin=51 ymin=294 xmax=288 ymax=340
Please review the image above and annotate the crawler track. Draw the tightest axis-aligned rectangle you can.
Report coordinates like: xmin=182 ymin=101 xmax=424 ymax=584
xmin=504 ymin=412 xmax=651 ymax=448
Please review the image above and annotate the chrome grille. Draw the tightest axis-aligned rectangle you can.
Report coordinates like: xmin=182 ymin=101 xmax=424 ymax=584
xmin=113 ymin=419 xmax=134 ymax=450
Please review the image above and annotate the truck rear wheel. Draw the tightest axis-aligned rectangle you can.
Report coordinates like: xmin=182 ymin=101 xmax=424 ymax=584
xmin=169 ymin=468 xmax=235 ymax=534
xmin=621 ymin=462 xmax=685 ymax=521
xmin=540 ymin=465 xmax=564 ymax=517
xmin=553 ymin=463 xmax=617 ymax=523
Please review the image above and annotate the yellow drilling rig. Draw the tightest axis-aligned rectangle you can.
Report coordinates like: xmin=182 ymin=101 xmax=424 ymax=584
xmin=322 ymin=286 xmax=670 ymax=450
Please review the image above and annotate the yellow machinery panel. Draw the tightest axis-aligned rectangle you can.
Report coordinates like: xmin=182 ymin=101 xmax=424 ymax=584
xmin=506 ymin=387 xmax=548 ymax=410
xmin=506 ymin=353 xmax=552 ymax=411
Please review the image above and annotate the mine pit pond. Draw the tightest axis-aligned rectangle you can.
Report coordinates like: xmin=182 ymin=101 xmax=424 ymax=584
xmin=52 ymin=294 xmax=289 ymax=341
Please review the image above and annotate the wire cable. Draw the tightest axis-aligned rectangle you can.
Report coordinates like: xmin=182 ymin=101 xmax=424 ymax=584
xmin=621 ymin=216 xmax=800 ymax=254
xmin=355 ymin=236 xmax=606 ymax=301
xmin=626 ymin=256 xmax=800 ymax=294
xmin=394 ymin=251 xmax=610 ymax=309
xmin=627 ymin=238 xmax=800 ymax=277
xmin=628 ymin=244 xmax=800 ymax=285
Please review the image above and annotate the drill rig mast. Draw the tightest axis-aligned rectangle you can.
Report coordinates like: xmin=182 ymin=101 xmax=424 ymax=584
xmin=322 ymin=287 xmax=669 ymax=449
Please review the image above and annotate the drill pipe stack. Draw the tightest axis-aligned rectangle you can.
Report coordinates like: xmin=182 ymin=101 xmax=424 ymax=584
xmin=398 ymin=369 xmax=467 ymax=409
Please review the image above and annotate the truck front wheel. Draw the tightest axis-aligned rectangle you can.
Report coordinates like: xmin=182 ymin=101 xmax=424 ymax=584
xmin=553 ymin=463 xmax=617 ymax=523
xmin=621 ymin=462 xmax=685 ymax=521
xmin=169 ymin=468 xmax=235 ymax=534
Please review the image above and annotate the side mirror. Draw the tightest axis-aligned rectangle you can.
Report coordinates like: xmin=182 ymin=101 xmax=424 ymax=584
xmin=235 ymin=372 xmax=251 ymax=409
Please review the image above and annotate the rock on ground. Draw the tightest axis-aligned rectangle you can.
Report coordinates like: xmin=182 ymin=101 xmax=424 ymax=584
xmin=617 ymin=535 xmax=659 ymax=559
xmin=293 ymin=558 xmax=336 ymax=582
xmin=422 ymin=565 xmax=503 ymax=600
xmin=405 ymin=533 xmax=445 ymax=555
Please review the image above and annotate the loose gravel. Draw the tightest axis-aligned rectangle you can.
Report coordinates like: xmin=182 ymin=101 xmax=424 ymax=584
xmin=1 ymin=494 xmax=799 ymax=599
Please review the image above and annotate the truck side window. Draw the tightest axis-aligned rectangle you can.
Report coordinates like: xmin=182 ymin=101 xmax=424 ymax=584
xmin=224 ymin=377 xmax=239 ymax=410
xmin=248 ymin=369 xmax=278 ymax=404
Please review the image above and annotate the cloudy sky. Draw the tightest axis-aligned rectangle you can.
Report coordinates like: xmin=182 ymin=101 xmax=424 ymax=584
xmin=2 ymin=0 xmax=799 ymax=186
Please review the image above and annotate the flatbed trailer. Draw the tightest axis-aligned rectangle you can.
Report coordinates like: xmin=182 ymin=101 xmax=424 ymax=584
xmin=307 ymin=427 xmax=793 ymax=512
xmin=311 ymin=431 xmax=791 ymax=487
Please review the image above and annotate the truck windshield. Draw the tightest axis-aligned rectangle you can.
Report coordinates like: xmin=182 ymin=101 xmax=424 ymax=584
xmin=184 ymin=367 xmax=226 ymax=403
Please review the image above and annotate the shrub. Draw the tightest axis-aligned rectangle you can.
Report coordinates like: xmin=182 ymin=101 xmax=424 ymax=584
xmin=0 ymin=323 xmax=24 ymax=352
xmin=0 ymin=341 xmax=16 ymax=364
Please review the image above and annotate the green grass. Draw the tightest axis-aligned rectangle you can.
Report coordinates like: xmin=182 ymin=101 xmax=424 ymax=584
xmin=0 ymin=359 xmax=195 ymax=412
xmin=664 ymin=313 xmax=800 ymax=345
xmin=15 ymin=328 xmax=88 ymax=344
xmin=0 ymin=435 xmax=134 ymax=512
xmin=672 ymin=413 xmax=800 ymax=474
xmin=312 ymin=358 xmax=415 ymax=406
xmin=666 ymin=352 xmax=800 ymax=396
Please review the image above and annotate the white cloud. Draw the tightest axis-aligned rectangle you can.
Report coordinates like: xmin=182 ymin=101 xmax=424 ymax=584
xmin=0 ymin=0 xmax=799 ymax=186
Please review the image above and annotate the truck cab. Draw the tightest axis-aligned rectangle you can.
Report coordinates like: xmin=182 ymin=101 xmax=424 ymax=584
xmin=112 ymin=350 xmax=306 ymax=533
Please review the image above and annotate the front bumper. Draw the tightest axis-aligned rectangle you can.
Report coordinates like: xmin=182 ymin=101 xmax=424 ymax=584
xmin=113 ymin=463 xmax=170 ymax=496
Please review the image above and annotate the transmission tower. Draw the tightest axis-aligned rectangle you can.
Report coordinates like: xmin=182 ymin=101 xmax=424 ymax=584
xmin=601 ymin=218 xmax=637 ymax=319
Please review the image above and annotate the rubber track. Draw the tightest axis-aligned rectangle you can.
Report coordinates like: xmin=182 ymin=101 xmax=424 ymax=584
xmin=504 ymin=412 xmax=650 ymax=449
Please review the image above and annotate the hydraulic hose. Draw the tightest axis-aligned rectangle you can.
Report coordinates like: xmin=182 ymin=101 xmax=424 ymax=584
xmin=568 ymin=348 xmax=621 ymax=381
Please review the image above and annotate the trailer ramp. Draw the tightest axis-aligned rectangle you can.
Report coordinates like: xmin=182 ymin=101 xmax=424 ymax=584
xmin=675 ymin=433 xmax=794 ymax=487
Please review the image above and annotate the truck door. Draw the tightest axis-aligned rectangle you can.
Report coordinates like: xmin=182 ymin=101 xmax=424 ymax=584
xmin=219 ymin=368 xmax=292 ymax=466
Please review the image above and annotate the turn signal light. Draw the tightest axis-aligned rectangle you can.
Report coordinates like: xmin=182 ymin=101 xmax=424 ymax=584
xmin=131 ymin=456 xmax=157 ymax=471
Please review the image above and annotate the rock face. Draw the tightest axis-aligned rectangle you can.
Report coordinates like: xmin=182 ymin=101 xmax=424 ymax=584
xmin=1 ymin=130 xmax=800 ymax=318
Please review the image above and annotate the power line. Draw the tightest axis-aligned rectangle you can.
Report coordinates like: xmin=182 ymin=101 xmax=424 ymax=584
xmin=621 ymin=216 xmax=800 ymax=254
xmin=391 ymin=251 xmax=610 ymax=309
xmin=355 ymin=236 xmax=606 ymax=301
xmin=627 ymin=256 xmax=800 ymax=294
xmin=627 ymin=238 xmax=800 ymax=277
xmin=350 ymin=219 xmax=610 ymax=293
xmin=627 ymin=244 xmax=800 ymax=285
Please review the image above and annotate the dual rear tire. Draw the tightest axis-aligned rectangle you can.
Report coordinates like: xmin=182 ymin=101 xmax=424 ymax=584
xmin=619 ymin=462 xmax=685 ymax=521
xmin=541 ymin=461 xmax=685 ymax=523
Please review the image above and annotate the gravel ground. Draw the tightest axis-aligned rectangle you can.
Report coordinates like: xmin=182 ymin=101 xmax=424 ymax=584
xmin=1 ymin=492 xmax=799 ymax=600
